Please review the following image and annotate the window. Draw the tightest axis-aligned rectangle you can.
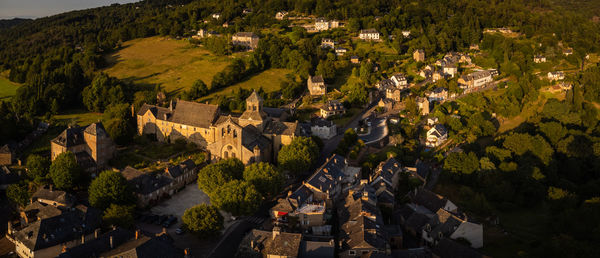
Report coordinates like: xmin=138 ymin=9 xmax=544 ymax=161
xmin=349 ymin=250 xmax=356 ymax=256
xmin=362 ymin=250 xmax=369 ymax=254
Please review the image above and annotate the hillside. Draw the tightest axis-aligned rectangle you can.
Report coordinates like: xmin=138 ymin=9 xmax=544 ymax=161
xmin=103 ymin=37 xmax=231 ymax=94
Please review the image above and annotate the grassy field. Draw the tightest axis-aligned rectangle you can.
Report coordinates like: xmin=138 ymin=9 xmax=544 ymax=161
xmin=104 ymin=36 xmax=232 ymax=95
xmin=53 ymin=109 xmax=103 ymax=126
xmin=0 ymin=75 xmax=20 ymax=100
xmin=353 ymin=40 xmax=397 ymax=55
xmin=199 ymin=68 xmax=290 ymax=103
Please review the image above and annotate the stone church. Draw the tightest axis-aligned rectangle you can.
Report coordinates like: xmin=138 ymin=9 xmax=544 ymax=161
xmin=137 ymin=91 xmax=299 ymax=164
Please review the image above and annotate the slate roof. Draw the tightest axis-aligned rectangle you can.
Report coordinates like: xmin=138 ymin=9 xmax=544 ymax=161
xmin=428 ymin=124 xmax=447 ymax=138
xmin=372 ymin=157 xmax=401 ymax=188
xmin=340 ymin=216 xmax=387 ymax=250
xmin=288 ymin=184 xmax=313 ymax=210
xmin=100 ymin=232 xmax=184 ymax=258
xmin=432 ymin=238 xmax=484 ymax=258
xmin=311 ymin=117 xmax=334 ymax=127
xmin=310 ymin=75 xmax=324 ymax=84
xmin=460 ymin=70 xmax=492 ymax=82
xmin=322 ymin=100 xmax=344 ymax=111
xmin=429 ymin=209 xmax=465 ymax=238
xmin=32 ymin=186 xmax=73 ymax=206
xmin=0 ymin=144 xmax=12 ymax=153
xmin=404 ymin=212 xmax=431 ymax=233
xmin=263 ymin=120 xmax=298 ymax=135
xmin=238 ymin=229 xmax=302 ymax=257
xmin=58 ymin=228 xmax=134 ymax=258
xmin=299 ymin=240 xmax=335 ymax=258
xmin=410 ymin=189 xmax=450 ymax=215
xmin=263 ymin=107 xmax=286 ymax=119
xmin=23 ymin=201 xmax=62 ymax=220
xmin=121 ymin=167 xmax=173 ymax=195
xmin=83 ymin=122 xmax=108 ymax=137
xmin=234 ymin=32 xmax=258 ymax=38
xmin=138 ymin=100 xmax=219 ymax=128
xmin=305 ymin=154 xmax=346 ymax=194
xmin=360 ymin=28 xmax=379 ymax=34
xmin=51 ymin=126 xmax=85 ymax=147
xmin=392 ymin=247 xmax=433 ymax=258
xmin=241 ymin=125 xmax=271 ymax=151
xmin=12 ymin=205 xmax=101 ymax=251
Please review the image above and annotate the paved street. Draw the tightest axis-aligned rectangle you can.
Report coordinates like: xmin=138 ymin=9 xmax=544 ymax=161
xmin=359 ymin=118 xmax=388 ymax=144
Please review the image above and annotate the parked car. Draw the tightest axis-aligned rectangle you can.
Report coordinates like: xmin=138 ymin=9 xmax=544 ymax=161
xmin=157 ymin=215 xmax=169 ymax=225
xmin=175 ymin=227 xmax=185 ymax=235
xmin=163 ymin=216 xmax=178 ymax=228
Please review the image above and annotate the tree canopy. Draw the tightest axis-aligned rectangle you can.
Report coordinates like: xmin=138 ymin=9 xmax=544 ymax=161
xmin=89 ymin=170 xmax=135 ymax=211
xmin=243 ymin=162 xmax=284 ymax=197
xmin=182 ymin=204 xmax=224 ymax=238
xmin=277 ymin=136 xmax=319 ymax=176
xmin=49 ymin=151 xmax=81 ymax=190
xmin=211 ymin=180 xmax=262 ymax=216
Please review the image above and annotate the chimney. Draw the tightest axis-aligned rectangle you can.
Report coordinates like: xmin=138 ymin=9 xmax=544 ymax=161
xmin=287 ymin=191 xmax=292 ymax=197
xmin=184 ymin=248 xmax=190 ymax=257
xmin=169 ymin=100 xmax=174 ymax=111
xmin=81 ymin=235 xmax=85 ymax=244
xmin=7 ymin=221 xmax=12 ymax=235
xmin=49 ymin=185 xmax=53 ymax=192
xmin=109 ymin=236 xmax=114 ymax=249
xmin=272 ymin=227 xmax=281 ymax=240
xmin=62 ymin=244 xmax=67 ymax=253
xmin=135 ymin=229 xmax=140 ymax=240
xmin=94 ymin=228 xmax=100 ymax=239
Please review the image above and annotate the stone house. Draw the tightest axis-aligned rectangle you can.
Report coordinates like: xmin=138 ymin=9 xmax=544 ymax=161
xmin=359 ymin=29 xmax=380 ymax=41
xmin=385 ymin=87 xmax=402 ymax=102
xmin=416 ymin=97 xmax=430 ymax=115
xmin=275 ymin=11 xmax=288 ymax=20
xmin=232 ymin=32 xmax=259 ymax=50
xmin=350 ymin=56 xmax=360 ymax=64
xmin=413 ymin=49 xmax=425 ymax=62
xmin=315 ymin=18 xmax=341 ymax=31
xmin=320 ymin=100 xmax=345 ymax=118
xmin=422 ymin=209 xmax=484 ymax=248
xmin=137 ymin=92 xmax=299 ymax=164
xmin=427 ymin=88 xmax=448 ymax=102
xmin=321 ymin=38 xmax=335 ymax=49
xmin=164 ymin=159 xmax=198 ymax=191
xmin=458 ymin=70 xmax=493 ymax=89
xmin=310 ymin=118 xmax=337 ymax=140
xmin=390 ymin=73 xmax=408 ymax=89
xmin=335 ymin=47 xmax=347 ymax=56
xmin=369 ymin=157 xmax=402 ymax=207
xmin=426 ymin=124 xmax=448 ymax=148
xmin=51 ymin=123 xmax=115 ymax=176
xmin=534 ymin=55 xmax=546 ymax=63
xmin=0 ymin=144 xmax=14 ymax=165
xmin=121 ymin=166 xmax=174 ymax=207
xmin=308 ymin=75 xmax=326 ymax=95
xmin=548 ymin=71 xmax=565 ymax=81
xmin=237 ymin=227 xmax=302 ymax=258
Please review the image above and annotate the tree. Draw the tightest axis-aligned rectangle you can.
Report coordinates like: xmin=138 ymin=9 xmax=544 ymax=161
xmin=26 ymin=154 xmax=50 ymax=181
xmin=89 ymin=170 xmax=134 ymax=210
xmin=103 ymin=204 xmax=135 ymax=228
xmin=103 ymin=103 xmax=135 ymax=145
xmin=278 ymin=136 xmax=319 ymax=176
xmin=197 ymin=158 xmax=244 ymax=195
xmin=443 ymin=152 xmax=479 ymax=175
xmin=182 ymin=204 xmax=224 ymax=238
xmin=49 ymin=151 xmax=81 ymax=190
xmin=211 ymin=180 xmax=262 ymax=216
xmin=243 ymin=162 xmax=284 ymax=197
xmin=6 ymin=183 xmax=30 ymax=207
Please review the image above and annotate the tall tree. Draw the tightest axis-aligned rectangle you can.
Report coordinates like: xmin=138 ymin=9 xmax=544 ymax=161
xmin=182 ymin=204 xmax=224 ymax=238
xmin=243 ymin=162 xmax=284 ymax=197
xmin=211 ymin=180 xmax=262 ymax=216
xmin=89 ymin=170 xmax=134 ymax=210
xmin=49 ymin=151 xmax=81 ymax=190
xmin=278 ymin=136 xmax=319 ymax=176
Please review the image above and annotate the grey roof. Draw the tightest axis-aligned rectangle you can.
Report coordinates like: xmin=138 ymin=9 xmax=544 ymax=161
xmin=58 ymin=228 xmax=134 ymax=258
xmin=241 ymin=125 xmax=271 ymax=151
xmin=430 ymin=124 xmax=447 ymax=138
xmin=23 ymin=201 xmax=62 ymax=220
xmin=360 ymin=28 xmax=379 ymax=34
xmin=288 ymin=184 xmax=314 ymax=210
xmin=121 ymin=167 xmax=173 ymax=195
xmin=138 ymin=100 xmax=219 ymax=128
xmin=311 ymin=117 xmax=334 ymax=127
xmin=51 ymin=126 xmax=85 ymax=147
xmin=234 ymin=32 xmax=258 ymax=38
xmin=340 ymin=216 xmax=388 ymax=250
xmin=0 ymin=144 xmax=12 ymax=153
xmin=372 ymin=157 xmax=401 ymax=188
xmin=305 ymin=154 xmax=346 ymax=194
xmin=83 ymin=122 xmax=108 ymax=137
xmin=263 ymin=107 xmax=286 ymax=118
xmin=404 ymin=212 xmax=431 ymax=233
xmin=12 ymin=205 xmax=101 ymax=251
xmin=392 ymin=247 xmax=433 ymax=258
xmin=299 ymin=240 xmax=335 ymax=258
xmin=100 ymin=232 xmax=184 ymax=258
xmin=238 ymin=229 xmax=302 ymax=257
xmin=165 ymin=159 xmax=195 ymax=179
xmin=460 ymin=70 xmax=491 ymax=82
xmin=32 ymin=186 xmax=73 ymax=206
xmin=0 ymin=166 xmax=21 ymax=186
xmin=310 ymin=75 xmax=324 ymax=84
xmin=263 ymin=120 xmax=298 ymax=136
xmin=410 ymin=189 xmax=449 ymax=216
xmin=429 ymin=209 xmax=464 ymax=238
xmin=322 ymin=100 xmax=344 ymax=111
xmin=432 ymin=238 xmax=484 ymax=258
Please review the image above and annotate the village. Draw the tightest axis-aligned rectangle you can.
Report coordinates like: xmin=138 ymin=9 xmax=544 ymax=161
xmin=0 ymin=4 xmax=591 ymax=258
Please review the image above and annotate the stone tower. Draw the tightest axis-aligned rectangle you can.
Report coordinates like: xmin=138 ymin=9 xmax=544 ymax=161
xmin=238 ymin=90 xmax=267 ymax=130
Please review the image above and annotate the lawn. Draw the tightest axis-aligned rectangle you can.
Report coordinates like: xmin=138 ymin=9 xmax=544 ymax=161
xmin=103 ymin=36 xmax=231 ymax=95
xmin=52 ymin=109 xmax=103 ymax=126
xmin=353 ymin=40 xmax=397 ymax=55
xmin=199 ymin=68 xmax=291 ymax=103
xmin=0 ymin=75 xmax=21 ymax=100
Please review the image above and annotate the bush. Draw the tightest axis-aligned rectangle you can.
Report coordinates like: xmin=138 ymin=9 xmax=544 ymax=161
xmin=182 ymin=204 xmax=224 ymax=238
